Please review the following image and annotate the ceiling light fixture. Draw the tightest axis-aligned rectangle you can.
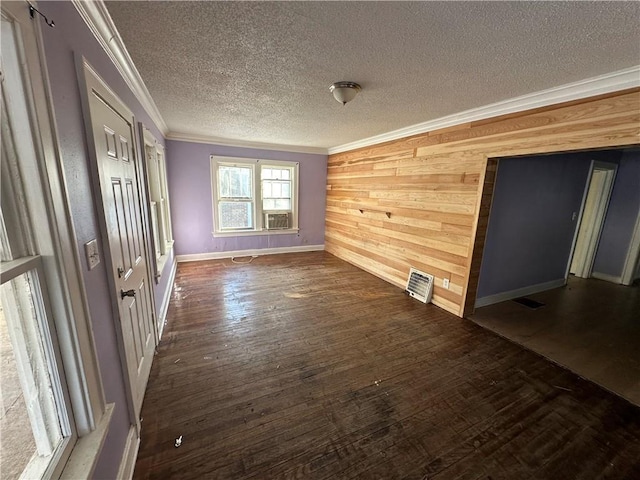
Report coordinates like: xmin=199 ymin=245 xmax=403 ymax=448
xmin=329 ymin=81 xmax=361 ymax=105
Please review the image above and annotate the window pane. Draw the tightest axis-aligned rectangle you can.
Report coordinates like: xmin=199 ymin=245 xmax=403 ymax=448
xmin=219 ymin=202 xmax=253 ymax=229
xmin=282 ymin=183 xmax=290 ymax=198
xmin=219 ymin=166 xmax=252 ymax=199
xmin=263 ymin=199 xmax=291 ymax=211
xmin=1 ymin=270 xmax=64 ymax=479
xmin=263 ymin=182 xmax=272 ymax=198
xmin=274 ymin=199 xmax=291 ymax=210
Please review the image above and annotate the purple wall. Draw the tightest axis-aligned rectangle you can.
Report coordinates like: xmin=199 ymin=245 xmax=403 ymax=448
xmin=166 ymin=140 xmax=327 ymax=256
xmin=38 ymin=2 xmax=175 ymax=477
xmin=592 ymin=150 xmax=640 ymax=278
xmin=477 ymin=153 xmax=593 ymax=299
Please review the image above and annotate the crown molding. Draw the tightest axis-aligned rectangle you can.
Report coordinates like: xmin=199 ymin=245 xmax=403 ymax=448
xmin=166 ymin=132 xmax=328 ymax=155
xmin=72 ymin=0 xmax=168 ymax=135
xmin=328 ymin=66 xmax=640 ymax=155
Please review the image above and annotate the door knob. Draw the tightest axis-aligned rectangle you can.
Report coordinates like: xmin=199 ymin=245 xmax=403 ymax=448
xmin=121 ymin=289 xmax=136 ymax=299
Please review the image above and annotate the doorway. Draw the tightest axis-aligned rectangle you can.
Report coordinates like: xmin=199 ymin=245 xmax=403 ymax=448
xmin=569 ymin=161 xmax=617 ymax=278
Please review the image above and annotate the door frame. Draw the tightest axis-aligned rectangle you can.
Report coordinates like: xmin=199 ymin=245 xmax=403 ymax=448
xmin=621 ymin=206 xmax=640 ymax=285
xmin=75 ymin=57 xmax=157 ymax=432
xmin=567 ymin=160 xmax=617 ymax=279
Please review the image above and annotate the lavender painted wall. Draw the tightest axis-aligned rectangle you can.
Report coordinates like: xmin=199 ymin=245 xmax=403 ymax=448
xmin=592 ymin=150 xmax=640 ymax=278
xmin=38 ymin=2 xmax=175 ymax=477
xmin=166 ymin=140 xmax=327 ymax=256
xmin=477 ymin=153 xmax=593 ymax=300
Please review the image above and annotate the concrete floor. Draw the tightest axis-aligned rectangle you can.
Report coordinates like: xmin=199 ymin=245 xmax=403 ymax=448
xmin=470 ymin=276 xmax=640 ymax=406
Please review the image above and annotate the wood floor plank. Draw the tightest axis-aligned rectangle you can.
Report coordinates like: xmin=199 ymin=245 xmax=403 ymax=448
xmin=133 ymin=252 xmax=640 ymax=479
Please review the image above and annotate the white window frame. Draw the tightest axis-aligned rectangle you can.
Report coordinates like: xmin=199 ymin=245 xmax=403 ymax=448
xmin=141 ymin=126 xmax=174 ymax=280
xmin=1 ymin=3 xmax=112 ymax=478
xmin=211 ymin=156 xmax=299 ymax=236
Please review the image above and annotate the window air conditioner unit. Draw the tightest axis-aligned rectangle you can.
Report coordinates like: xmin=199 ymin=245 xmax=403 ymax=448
xmin=406 ymin=267 xmax=434 ymax=303
xmin=265 ymin=212 xmax=291 ymax=230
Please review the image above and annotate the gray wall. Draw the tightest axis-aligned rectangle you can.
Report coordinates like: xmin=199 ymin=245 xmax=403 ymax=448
xmin=477 ymin=152 xmax=603 ymax=301
xmin=592 ymin=150 xmax=640 ymax=279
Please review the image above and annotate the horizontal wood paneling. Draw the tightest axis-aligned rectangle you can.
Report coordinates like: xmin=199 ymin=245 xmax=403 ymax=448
xmin=325 ymin=89 xmax=640 ymax=316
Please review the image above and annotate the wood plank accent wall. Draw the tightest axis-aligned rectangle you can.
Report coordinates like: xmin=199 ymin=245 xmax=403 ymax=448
xmin=325 ymin=89 xmax=640 ymax=317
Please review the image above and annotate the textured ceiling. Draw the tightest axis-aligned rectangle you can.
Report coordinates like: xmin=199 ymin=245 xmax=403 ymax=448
xmin=105 ymin=1 xmax=640 ymax=151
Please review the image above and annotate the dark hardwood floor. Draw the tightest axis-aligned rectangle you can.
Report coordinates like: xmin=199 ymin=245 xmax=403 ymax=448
xmin=134 ymin=252 xmax=640 ymax=479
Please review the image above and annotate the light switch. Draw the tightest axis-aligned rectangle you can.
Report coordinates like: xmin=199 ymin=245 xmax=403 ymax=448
xmin=85 ymin=239 xmax=100 ymax=270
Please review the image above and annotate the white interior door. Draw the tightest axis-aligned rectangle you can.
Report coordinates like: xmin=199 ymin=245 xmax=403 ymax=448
xmin=570 ymin=162 xmax=617 ymax=278
xmin=82 ymin=63 xmax=155 ymax=421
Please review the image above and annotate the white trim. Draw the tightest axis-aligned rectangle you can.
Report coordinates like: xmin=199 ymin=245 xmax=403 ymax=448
xmin=116 ymin=424 xmax=140 ymax=480
xmin=591 ymin=272 xmax=623 ymax=284
xmin=71 ymin=0 xmax=168 ymax=135
xmin=60 ymin=404 xmax=114 ymax=480
xmin=329 ymin=66 xmax=640 ymax=154
xmin=176 ymin=244 xmax=325 ymax=263
xmin=2 ymin=0 xmax=105 ymax=440
xmin=167 ymin=132 xmax=327 ymax=155
xmin=621 ymin=206 xmax=640 ymax=285
xmin=212 ymin=228 xmax=300 ymax=238
xmin=570 ymin=161 xmax=618 ymax=279
xmin=157 ymin=258 xmax=177 ymax=340
xmin=475 ymin=278 xmax=566 ymax=308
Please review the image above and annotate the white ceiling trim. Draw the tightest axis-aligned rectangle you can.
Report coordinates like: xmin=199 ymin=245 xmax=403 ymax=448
xmin=165 ymin=132 xmax=327 ymax=155
xmin=72 ymin=0 xmax=168 ymax=135
xmin=328 ymin=66 xmax=640 ymax=155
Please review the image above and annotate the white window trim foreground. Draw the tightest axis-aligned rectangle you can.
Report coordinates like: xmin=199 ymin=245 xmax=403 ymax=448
xmin=1 ymin=3 xmax=111 ymax=478
xmin=141 ymin=126 xmax=174 ymax=280
xmin=211 ymin=156 xmax=300 ymax=237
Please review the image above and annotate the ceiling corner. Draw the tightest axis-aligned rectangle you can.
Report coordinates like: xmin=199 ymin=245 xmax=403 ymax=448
xmin=72 ymin=0 xmax=169 ymax=136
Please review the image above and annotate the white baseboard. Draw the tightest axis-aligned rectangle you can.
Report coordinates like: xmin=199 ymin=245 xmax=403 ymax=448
xmin=176 ymin=244 xmax=325 ymax=263
xmin=116 ymin=425 xmax=140 ymax=480
xmin=591 ymin=271 xmax=623 ymax=284
xmin=475 ymin=278 xmax=566 ymax=308
xmin=157 ymin=258 xmax=177 ymax=340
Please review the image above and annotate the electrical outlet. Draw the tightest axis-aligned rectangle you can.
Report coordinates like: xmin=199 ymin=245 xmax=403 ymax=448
xmin=443 ymin=278 xmax=450 ymax=289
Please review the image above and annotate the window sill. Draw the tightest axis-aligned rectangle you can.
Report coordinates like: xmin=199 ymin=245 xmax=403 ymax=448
xmin=212 ymin=228 xmax=299 ymax=238
xmin=154 ymin=241 xmax=174 ymax=281
xmin=60 ymin=403 xmax=114 ymax=480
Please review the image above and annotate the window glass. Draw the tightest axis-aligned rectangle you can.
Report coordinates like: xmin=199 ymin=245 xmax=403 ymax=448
xmin=219 ymin=201 xmax=253 ymax=229
xmin=219 ymin=166 xmax=252 ymax=199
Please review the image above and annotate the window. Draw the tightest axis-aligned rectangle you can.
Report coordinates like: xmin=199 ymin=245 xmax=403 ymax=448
xmin=1 ymin=3 xmax=108 ymax=478
xmin=142 ymin=128 xmax=174 ymax=278
xmin=211 ymin=157 xmax=299 ymax=235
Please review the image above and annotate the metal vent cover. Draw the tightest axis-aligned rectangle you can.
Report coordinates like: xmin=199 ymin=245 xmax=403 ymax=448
xmin=406 ymin=267 xmax=434 ymax=303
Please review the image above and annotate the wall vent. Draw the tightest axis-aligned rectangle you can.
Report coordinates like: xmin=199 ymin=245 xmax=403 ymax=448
xmin=406 ymin=268 xmax=434 ymax=303
xmin=265 ymin=212 xmax=291 ymax=230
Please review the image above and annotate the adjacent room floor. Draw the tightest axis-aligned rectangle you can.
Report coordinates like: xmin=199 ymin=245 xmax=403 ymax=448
xmin=470 ymin=276 xmax=640 ymax=407
xmin=134 ymin=253 xmax=640 ymax=479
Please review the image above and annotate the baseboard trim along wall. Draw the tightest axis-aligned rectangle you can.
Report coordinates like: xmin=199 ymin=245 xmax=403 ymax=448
xmin=475 ymin=278 xmax=566 ymax=308
xmin=116 ymin=425 xmax=140 ymax=480
xmin=176 ymin=244 xmax=325 ymax=263
xmin=157 ymin=258 xmax=177 ymax=340
xmin=591 ymin=271 xmax=623 ymax=284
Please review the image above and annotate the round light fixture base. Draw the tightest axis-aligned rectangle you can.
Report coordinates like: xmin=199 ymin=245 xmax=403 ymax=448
xmin=329 ymin=81 xmax=362 ymax=105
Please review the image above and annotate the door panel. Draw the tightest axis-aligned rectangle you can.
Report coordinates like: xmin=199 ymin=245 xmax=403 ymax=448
xmin=84 ymin=69 xmax=156 ymax=421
